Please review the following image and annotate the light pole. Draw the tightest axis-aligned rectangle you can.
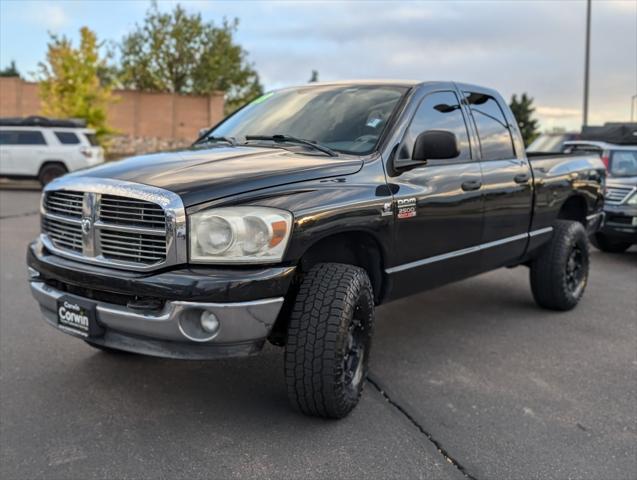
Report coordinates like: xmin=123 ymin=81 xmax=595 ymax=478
xmin=582 ymin=0 xmax=592 ymax=129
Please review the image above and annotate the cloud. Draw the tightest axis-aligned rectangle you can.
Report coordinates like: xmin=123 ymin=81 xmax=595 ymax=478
xmin=32 ymin=4 xmax=69 ymax=30
xmin=1 ymin=0 xmax=633 ymax=130
xmin=229 ymin=0 xmax=635 ymax=130
xmin=536 ymin=107 xmax=581 ymax=119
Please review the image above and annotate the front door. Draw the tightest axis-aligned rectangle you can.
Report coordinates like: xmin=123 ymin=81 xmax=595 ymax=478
xmin=386 ymin=89 xmax=484 ymax=300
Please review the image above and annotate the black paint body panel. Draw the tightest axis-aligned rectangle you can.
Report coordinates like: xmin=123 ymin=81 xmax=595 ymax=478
xmin=31 ymin=81 xmax=606 ymax=306
xmin=27 ymin=240 xmax=295 ymax=303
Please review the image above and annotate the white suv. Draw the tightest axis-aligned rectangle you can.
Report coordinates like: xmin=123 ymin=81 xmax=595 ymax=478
xmin=0 ymin=119 xmax=104 ymax=186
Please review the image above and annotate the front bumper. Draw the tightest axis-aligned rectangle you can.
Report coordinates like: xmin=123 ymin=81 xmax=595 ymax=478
xmin=599 ymin=205 xmax=637 ymax=241
xmin=27 ymin=240 xmax=295 ymax=359
xmin=29 ymin=280 xmax=283 ymax=359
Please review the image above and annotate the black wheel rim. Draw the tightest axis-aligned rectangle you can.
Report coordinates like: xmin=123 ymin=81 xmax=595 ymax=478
xmin=565 ymin=244 xmax=586 ymax=296
xmin=42 ymin=169 xmax=63 ymax=185
xmin=343 ymin=304 xmax=367 ymax=390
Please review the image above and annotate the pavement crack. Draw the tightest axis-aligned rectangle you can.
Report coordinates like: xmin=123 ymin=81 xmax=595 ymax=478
xmin=0 ymin=211 xmax=39 ymax=220
xmin=367 ymin=373 xmax=479 ymax=480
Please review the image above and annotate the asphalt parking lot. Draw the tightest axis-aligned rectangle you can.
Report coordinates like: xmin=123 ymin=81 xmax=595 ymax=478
xmin=1 ymin=188 xmax=636 ymax=480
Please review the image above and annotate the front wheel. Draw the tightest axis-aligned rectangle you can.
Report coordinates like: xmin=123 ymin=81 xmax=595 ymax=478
xmin=38 ymin=163 xmax=67 ymax=186
xmin=589 ymin=233 xmax=632 ymax=253
xmin=530 ymin=220 xmax=590 ymax=311
xmin=284 ymin=263 xmax=375 ymax=419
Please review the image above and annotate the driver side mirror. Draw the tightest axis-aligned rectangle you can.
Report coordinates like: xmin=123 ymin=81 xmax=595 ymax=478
xmin=412 ymin=130 xmax=460 ymax=161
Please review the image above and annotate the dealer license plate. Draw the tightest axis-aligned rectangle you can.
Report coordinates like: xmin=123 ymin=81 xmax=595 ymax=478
xmin=57 ymin=296 xmax=101 ymax=337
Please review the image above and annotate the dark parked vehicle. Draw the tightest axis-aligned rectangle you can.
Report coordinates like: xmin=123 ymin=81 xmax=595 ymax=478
xmin=28 ymin=81 xmax=605 ymax=418
xmin=563 ymin=140 xmax=637 ymax=252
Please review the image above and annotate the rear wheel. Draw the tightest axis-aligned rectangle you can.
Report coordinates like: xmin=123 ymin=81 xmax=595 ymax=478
xmin=38 ymin=163 xmax=67 ymax=186
xmin=284 ymin=263 xmax=375 ymax=419
xmin=530 ymin=220 xmax=590 ymax=311
xmin=589 ymin=233 xmax=632 ymax=253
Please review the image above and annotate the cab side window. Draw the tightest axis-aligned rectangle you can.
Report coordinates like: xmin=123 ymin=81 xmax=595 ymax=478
xmin=403 ymin=91 xmax=471 ymax=161
xmin=464 ymin=93 xmax=515 ymax=161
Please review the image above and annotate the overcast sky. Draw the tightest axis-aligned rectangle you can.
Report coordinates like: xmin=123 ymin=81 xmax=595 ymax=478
xmin=1 ymin=0 xmax=635 ymax=131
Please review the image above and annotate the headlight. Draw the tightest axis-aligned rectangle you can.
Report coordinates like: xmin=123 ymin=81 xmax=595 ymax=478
xmin=627 ymin=192 xmax=637 ymax=205
xmin=189 ymin=206 xmax=293 ymax=264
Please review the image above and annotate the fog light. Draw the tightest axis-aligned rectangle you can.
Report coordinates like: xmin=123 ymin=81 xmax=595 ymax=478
xmin=200 ymin=311 xmax=220 ymax=334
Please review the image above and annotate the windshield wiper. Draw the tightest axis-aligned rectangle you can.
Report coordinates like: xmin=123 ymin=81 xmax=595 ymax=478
xmin=193 ymin=135 xmax=237 ymax=147
xmin=244 ymin=134 xmax=338 ymax=157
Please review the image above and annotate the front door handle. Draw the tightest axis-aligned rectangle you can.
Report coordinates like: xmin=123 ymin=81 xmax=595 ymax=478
xmin=514 ymin=173 xmax=530 ymax=184
xmin=461 ymin=180 xmax=482 ymax=191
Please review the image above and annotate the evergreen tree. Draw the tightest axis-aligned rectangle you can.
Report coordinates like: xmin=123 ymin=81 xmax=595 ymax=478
xmin=509 ymin=93 xmax=540 ymax=146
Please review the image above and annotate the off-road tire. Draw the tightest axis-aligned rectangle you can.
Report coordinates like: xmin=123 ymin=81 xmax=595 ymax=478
xmin=38 ymin=163 xmax=67 ymax=186
xmin=530 ymin=220 xmax=589 ymax=311
xmin=589 ymin=233 xmax=632 ymax=253
xmin=284 ymin=263 xmax=375 ymax=419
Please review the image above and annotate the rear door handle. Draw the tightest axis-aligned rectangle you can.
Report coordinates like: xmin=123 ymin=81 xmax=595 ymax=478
xmin=461 ymin=180 xmax=482 ymax=191
xmin=514 ymin=173 xmax=530 ymax=184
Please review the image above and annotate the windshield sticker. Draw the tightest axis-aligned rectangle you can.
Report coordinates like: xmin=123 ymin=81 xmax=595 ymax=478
xmin=366 ymin=118 xmax=382 ymax=128
xmin=251 ymin=92 xmax=274 ymax=105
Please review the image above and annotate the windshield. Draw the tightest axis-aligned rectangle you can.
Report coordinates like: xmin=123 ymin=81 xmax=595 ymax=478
xmin=208 ymin=85 xmax=408 ymax=155
xmin=609 ymin=150 xmax=637 ymax=177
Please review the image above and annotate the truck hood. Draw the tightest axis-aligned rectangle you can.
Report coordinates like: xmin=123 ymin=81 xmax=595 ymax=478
xmin=76 ymin=146 xmax=363 ymax=207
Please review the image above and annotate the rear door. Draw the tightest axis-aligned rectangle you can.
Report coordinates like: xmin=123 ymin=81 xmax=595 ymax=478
xmin=0 ymin=129 xmax=48 ymax=176
xmin=0 ymin=130 xmax=16 ymax=174
xmin=386 ymin=87 xmax=484 ymax=299
xmin=461 ymin=87 xmax=533 ymax=269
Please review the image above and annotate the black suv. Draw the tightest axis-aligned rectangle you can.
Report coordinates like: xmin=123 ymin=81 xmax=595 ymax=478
xmin=564 ymin=140 xmax=637 ymax=252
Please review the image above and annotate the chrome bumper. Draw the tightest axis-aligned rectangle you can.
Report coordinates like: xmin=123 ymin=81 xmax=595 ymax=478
xmin=30 ymin=280 xmax=284 ymax=359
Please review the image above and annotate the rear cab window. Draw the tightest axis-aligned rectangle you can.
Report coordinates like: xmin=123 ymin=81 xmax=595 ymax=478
xmin=464 ymin=92 xmax=516 ymax=161
xmin=401 ymin=90 xmax=472 ymax=162
xmin=0 ymin=130 xmax=47 ymax=145
xmin=54 ymin=131 xmax=81 ymax=145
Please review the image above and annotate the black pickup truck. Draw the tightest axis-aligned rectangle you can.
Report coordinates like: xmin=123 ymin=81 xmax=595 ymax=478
xmin=28 ymin=81 xmax=605 ymax=418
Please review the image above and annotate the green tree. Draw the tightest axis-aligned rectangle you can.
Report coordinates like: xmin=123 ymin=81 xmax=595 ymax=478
xmin=309 ymin=70 xmax=319 ymax=83
xmin=119 ymin=2 xmax=263 ymax=114
xmin=38 ymin=27 xmax=114 ymax=142
xmin=0 ymin=60 xmax=20 ymax=77
xmin=509 ymin=93 xmax=540 ymax=146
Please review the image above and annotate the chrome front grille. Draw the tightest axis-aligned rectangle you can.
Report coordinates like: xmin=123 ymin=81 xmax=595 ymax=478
xmin=44 ymin=191 xmax=84 ymax=218
xmin=42 ymin=216 xmax=83 ymax=252
xmin=40 ymin=178 xmax=187 ymax=272
xmin=99 ymin=195 xmax=166 ymax=230
xmin=98 ymin=230 xmax=166 ymax=263
xmin=605 ymin=186 xmax=635 ymax=205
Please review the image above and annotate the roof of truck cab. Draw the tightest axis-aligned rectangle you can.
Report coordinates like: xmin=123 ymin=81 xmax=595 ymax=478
xmin=276 ymin=80 xmax=501 ymax=97
xmin=297 ymin=79 xmax=421 ymax=86
xmin=274 ymin=80 xmax=424 ymax=91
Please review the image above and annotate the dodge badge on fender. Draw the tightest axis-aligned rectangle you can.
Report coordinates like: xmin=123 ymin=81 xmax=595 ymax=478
xmin=28 ymin=81 xmax=605 ymax=418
